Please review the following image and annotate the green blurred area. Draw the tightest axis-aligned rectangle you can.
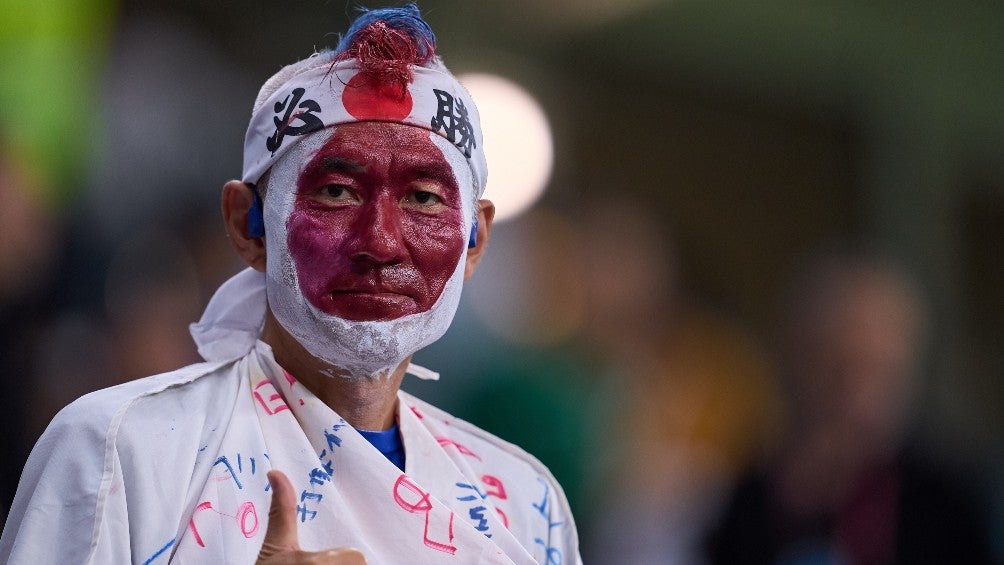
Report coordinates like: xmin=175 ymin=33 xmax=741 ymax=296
xmin=0 ymin=0 xmax=116 ymax=206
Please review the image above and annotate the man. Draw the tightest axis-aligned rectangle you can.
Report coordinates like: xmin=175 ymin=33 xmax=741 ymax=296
xmin=704 ymin=248 xmax=994 ymax=564
xmin=0 ymin=5 xmax=580 ymax=564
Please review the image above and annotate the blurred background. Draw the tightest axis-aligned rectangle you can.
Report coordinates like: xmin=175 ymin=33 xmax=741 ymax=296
xmin=1 ymin=1 xmax=1002 ymax=562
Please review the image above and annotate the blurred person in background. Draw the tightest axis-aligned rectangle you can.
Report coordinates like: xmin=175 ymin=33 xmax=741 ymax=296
xmin=705 ymin=246 xmax=995 ymax=564
xmin=1 ymin=5 xmax=580 ymax=564
xmin=0 ymin=139 xmax=63 ymax=519
xmin=580 ymin=197 xmax=781 ymax=563
xmin=1 ymin=0 xmax=242 ymax=512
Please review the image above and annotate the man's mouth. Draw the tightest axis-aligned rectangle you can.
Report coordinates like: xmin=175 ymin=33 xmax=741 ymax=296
xmin=320 ymin=287 xmax=420 ymax=321
xmin=329 ymin=285 xmax=412 ymax=298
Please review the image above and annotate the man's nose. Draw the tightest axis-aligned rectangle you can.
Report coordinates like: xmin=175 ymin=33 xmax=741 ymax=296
xmin=348 ymin=197 xmax=406 ymax=265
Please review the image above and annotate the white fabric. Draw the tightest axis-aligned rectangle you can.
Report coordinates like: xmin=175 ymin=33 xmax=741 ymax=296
xmin=404 ymin=363 xmax=440 ymax=381
xmin=242 ymin=58 xmax=488 ymax=199
xmin=189 ymin=267 xmax=267 ymax=362
xmin=0 ymin=340 xmax=580 ymax=564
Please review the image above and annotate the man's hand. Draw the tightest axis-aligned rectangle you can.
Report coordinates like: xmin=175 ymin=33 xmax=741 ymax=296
xmin=256 ymin=470 xmax=367 ymax=564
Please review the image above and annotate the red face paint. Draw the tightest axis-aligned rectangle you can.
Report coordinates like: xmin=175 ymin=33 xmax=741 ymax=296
xmin=287 ymin=122 xmax=465 ymax=322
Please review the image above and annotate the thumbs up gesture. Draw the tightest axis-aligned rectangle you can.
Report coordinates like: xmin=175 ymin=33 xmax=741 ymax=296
xmin=256 ymin=470 xmax=367 ymax=564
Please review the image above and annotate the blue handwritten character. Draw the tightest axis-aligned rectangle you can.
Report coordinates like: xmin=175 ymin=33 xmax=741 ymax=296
xmin=309 ymin=467 xmax=332 ymax=486
xmin=455 ymin=481 xmax=487 ymax=502
xmin=469 ymin=506 xmax=491 ymax=535
xmin=298 ymin=491 xmax=323 ymax=522
xmin=531 ymin=478 xmax=564 ymax=564
xmin=534 ymin=538 xmax=563 ymax=565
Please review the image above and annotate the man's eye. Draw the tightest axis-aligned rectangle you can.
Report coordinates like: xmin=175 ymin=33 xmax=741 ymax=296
xmin=318 ymin=184 xmax=355 ymax=201
xmin=410 ymin=191 xmax=441 ymax=205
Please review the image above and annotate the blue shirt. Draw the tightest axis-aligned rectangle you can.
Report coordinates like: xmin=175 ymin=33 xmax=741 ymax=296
xmin=357 ymin=423 xmax=406 ymax=471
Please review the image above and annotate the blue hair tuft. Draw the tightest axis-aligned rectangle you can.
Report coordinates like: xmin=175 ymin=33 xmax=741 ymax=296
xmin=335 ymin=3 xmax=436 ymax=60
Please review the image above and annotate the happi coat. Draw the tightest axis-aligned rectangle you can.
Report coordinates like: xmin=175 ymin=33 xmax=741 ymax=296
xmin=0 ymin=269 xmax=580 ymax=564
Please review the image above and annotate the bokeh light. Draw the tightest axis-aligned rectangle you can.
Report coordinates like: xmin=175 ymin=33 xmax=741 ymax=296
xmin=459 ymin=73 xmax=553 ymax=223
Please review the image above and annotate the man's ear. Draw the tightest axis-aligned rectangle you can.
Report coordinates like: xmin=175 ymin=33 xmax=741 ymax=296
xmin=464 ymin=199 xmax=495 ymax=280
xmin=222 ymin=180 xmax=267 ymax=272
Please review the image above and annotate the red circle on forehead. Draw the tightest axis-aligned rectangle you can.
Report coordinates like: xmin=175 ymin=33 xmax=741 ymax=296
xmin=342 ymin=73 xmax=413 ymax=121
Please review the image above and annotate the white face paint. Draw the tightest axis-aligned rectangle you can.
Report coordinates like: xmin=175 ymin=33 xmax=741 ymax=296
xmin=263 ymin=126 xmax=476 ymax=379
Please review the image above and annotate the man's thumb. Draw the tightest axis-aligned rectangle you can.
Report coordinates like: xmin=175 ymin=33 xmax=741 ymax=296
xmin=261 ymin=470 xmax=301 ymax=553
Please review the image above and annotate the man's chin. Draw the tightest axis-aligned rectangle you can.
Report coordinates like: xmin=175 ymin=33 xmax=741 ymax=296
xmin=316 ymin=292 xmax=424 ymax=322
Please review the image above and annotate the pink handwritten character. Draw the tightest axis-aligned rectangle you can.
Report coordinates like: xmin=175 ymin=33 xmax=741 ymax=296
xmin=436 ymin=437 xmax=482 ymax=461
xmin=188 ymin=501 xmax=214 ymax=548
xmin=281 ymin=370 xmax=305 ymax=406
xmin=481 ymin=475 xmax=507 ymax=499
xmin=253 ymin=379 xmax=289 ymax=415
xmin=237 ymin=501 xmax=259 ymax=538
xmin=393 ymin=474 xmax=457 ymax=554
xmin=480 ymin=475 xmax=510 ymax=528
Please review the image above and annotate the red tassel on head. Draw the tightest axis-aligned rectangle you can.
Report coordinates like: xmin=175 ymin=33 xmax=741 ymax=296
xmin=335 ymin=20 xmax=434 ymax=99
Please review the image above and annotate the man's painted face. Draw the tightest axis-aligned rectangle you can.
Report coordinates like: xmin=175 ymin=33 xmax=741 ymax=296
xmin=262 ymin=121 xmax=475 ymax=379
xmin=288 ymin=122 xmax=466 ymax=322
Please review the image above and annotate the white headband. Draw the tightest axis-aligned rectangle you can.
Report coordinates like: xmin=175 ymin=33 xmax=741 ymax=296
xmin=241 ymin=57 xmax=487 ymax=198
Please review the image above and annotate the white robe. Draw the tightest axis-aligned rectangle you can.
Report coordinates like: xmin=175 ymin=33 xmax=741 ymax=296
xmin=0 ymin=270 xmax=580 ymax=564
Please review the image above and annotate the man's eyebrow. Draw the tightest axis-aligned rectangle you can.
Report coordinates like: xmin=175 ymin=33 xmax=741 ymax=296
xmin=409 ymin=160 xmax=457 ymax=182
xmin=314 ymin=156 xmax=366 ymax=173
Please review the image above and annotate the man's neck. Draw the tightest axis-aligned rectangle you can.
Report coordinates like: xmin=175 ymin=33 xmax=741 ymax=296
xmin=260 ymin=310 xmax=408 ymax=431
